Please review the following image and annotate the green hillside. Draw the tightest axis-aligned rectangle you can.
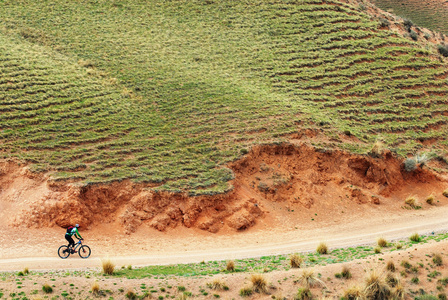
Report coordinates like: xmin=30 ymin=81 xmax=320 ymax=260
xmin=1 ymin=0 xmax=447 ymax=194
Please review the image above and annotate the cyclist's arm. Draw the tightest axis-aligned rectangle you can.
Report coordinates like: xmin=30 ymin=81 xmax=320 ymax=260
xmin=74 ymin=228 xmax=83 ymax=240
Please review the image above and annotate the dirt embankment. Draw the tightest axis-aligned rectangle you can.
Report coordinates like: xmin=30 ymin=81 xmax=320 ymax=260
xmin=1 ymin=143 xmax=446 ymax=235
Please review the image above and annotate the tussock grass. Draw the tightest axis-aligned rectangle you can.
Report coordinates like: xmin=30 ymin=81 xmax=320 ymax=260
xmin=91 ymin=281 xmax=100 ymax=294
xmin=226 ymin=260 xmax=235 ymax=272
xmin=42 ymin=284 xmax=53 ymax=294
xmin=250 ymin=274 xmax=268 ymax=294
xmin=410 ymin=233 xmax=422 ymax=242
xmin=426 ymin=194 xmax=436 ymax=205
xmin=294 ymin=287 xmax=312 ymax=300
xmin=290 ymin=254 xmax=304 ymax=268
xmin=386 ymin=261 xmax=396 ymax=272
xmin=342 ymin=285 xmax=364 ymax=300
xmin=316 ymin=242 xmax=328 ymax=255
xmin=126 ymin=289 xmax=137 ymax=300
xmin=433 ymin=253 xmax=443 ymax=266
xmin=377 ymin=237 xmax=388 ymax=247
xmin=102 ymin=259 xmax=115 ymax=275
xmin=405 ymin=196 xmax=421 ymax=209
xmin=206 ymin=279 xmax=229 ymax=291
xmin=341 ymin=265 xmax=352 ymax=279
xmin=239 ymin=286 xmax=253 ymax=297
xmin=297 ymin=269 xmax=325 ymax=289
xmin=364 ymin=270 xmax=390 ymax=300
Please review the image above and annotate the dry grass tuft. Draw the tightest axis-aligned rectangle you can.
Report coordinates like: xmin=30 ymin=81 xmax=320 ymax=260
xmin=385 ymin=273 xmax=399 ymax=287
xmin=443 ymin=190 xmax=448 ymax=198
xmin=102 ymin=259 xmax=115 ymax=275
xmin=294 ymin=287 xmax=312 ymax=300
xmin=341 ymin=265 xmax=352 ymax=279
xmin=126 ymin=289 xmax=137 ymax=300
xmin=290 ymin=254 xmax=304 ymax=268
xmin=342 ymin=285 xmax=364 ymax=300
xmin=91 ymin=281 xmax=100 ymax=294
xmin=374 ymin=246 xmax=381 ymax=254
xmin=239 ymin=286 xmax=253 ymax=297
xmin=405 ymin=195 xmax=420 ymax=208
xmin=250 ymin=274 xmax=268 ymax=294
xmin=410 ymin=232 xmax=421 ymax=242
xmin=226 ymin=260 xmax=235 ymax=272
xmin=426 ymin=194 xmax=436 ymax=205
xmin=386 ymin=261 xmax=396 ymax=272
xmin=370 ymin=140 xmax=385 ymax=157
xmin=207 ymin=279 xmax=229 ymax=291
xmin=392 ymin=282 xmax=405 ymax=300
xmin=316 ymin=242 xmax=328 ymax=255
xmin=377 ymin=237 xmax=388 ymax=247
xmin=364 ymin=270 xmax=390 ymax=300
xmin=433 ymin=253 xmax=444 ymax=266
xmin=23 ymin=267 xmax=29 ymax=274
xmin=297 ymin=269 xmax=325 ymax=289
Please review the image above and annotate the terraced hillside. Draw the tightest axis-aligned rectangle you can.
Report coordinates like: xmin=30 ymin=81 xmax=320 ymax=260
xmin=1 ymin=0 xmax=447 ymax=195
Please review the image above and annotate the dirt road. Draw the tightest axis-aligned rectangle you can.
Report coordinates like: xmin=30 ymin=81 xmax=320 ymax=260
xmin=2 ymin=204 xmax=448 ymax=271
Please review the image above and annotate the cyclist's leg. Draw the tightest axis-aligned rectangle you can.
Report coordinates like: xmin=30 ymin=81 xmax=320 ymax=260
xmin=65 ymin=234 xmax=75 ymax=250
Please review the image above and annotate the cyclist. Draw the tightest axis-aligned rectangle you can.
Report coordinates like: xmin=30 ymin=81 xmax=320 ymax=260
xmin=65 ymin=224 xmax=83 ymax=253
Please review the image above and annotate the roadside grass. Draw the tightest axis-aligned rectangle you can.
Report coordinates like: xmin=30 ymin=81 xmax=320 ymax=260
xmin=0 ymin=0 xmax=446 ymax=194
xmin=98 ymin=232 xmax=448 ymax=279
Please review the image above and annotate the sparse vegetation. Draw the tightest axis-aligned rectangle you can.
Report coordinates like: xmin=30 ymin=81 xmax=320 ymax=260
xmin=364 ymin=270 xmax=390 ymax=300
xmin=207 ymin=279 xmax=229 ymax=291
xmin=342 ymin=285 xmax=364 ymax=300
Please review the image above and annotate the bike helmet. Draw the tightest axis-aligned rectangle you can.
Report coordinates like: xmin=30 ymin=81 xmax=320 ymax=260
xmin=75 ymin=224 xmax=79 ymax=228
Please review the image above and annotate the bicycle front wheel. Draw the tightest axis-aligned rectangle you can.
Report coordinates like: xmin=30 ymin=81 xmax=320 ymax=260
xmin=78 ymin=245 xmax=91 ymax=259
xmin=58 ymin=245 xmax=70 ymax=259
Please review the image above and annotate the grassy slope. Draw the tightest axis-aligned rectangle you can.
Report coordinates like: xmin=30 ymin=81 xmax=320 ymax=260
xmin=0 ymin=0 xmax=447 ymax=194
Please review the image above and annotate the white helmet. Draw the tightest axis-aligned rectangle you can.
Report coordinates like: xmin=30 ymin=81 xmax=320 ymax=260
xmin=75 ymin=224 xmax=79 ymax=228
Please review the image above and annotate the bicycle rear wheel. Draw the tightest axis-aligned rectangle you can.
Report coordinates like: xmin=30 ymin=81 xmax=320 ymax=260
xmin=58 ymin=245 xmax=70 ymax=259
xmin=78 ymin=245 xmax=91 ymax=259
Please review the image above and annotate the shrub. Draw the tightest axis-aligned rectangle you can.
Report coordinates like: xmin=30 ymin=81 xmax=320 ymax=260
xmin=91 ymin=282 xmax=100 ymax=294
xmin=433 ymin=253 xmax=443 ymax=266
xmin=411 ymin=276 xmax=419 ymax=284
xmin=341 ymin=266 xmax=352 ymax=279
xmin=410 ymin=232 xmax=421 ymax=242
xmin=403 ymin=18 xmax=414 ymax=31
xmin=342 ymin=285 xmax=364 ymax=300
xmin=226 ymin=260 xmax=235 ymax=272
xmin=439 ymin=293 xmax=447 ymax=300
xmin=42 ymin=284 xmax=53 ymax=293
xmin=364 ymin=270 xmax=390 ymax=300
xmin=409 ymin=30 xmax=418 ymax=41
xmin=405 ymin=196 xmax=420 ymax=209
xmin=377 ymin=237 xmax=388 ymax=247
xmin=102 ymin=259 xmax=115 ymax=275
xmin=290 ymin=254 xmax=304 ymax=268
xmin=239 ymin=286 xmax=253 ymax=297
xmin=370 ymin=140 xmax=385 ymax=157
xmin=294 ymin=287 xmax=312 ymax=300
xmin=386 ymin=261 xmax=396 ymax=272
xmin=316 ymin=242 xmax=328 ymax=254
xmin=404 ymin=158 xmax=417 ymax=172
xmin=250 ymin=274 xmax=268 ymax=294
xmin=438 ymin=45 xmax=448 ymax=57
xmin=426 ymin=194 xmax=436 ymax=205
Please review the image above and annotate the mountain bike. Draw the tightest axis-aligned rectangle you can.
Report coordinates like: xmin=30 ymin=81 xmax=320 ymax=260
xmin=58 ymin=239 xmax=91 ymax=259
